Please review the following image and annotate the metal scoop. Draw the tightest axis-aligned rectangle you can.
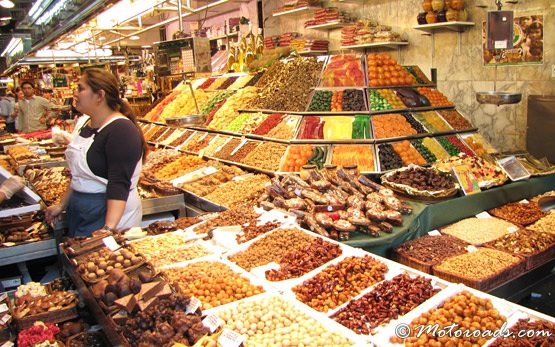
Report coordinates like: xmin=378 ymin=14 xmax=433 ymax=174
xmin=538 ymin=196 xmax=555 ymax=212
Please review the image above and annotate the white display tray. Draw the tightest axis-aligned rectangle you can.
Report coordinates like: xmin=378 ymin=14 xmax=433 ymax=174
xmin=203 ymin=292 xmax=367 ymax=346
xmin=160 ymin=255 xmax=276 ymax=311
xmin=370 ymin=283 xmax=516 ymax=346
xmin=224 ymin=226 xmax=350 ymax=287
xmin=328 ymin=266 xmax=449 ymax=338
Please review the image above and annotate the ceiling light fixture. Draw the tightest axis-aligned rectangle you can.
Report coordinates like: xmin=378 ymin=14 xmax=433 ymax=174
xmin=0 ymin=0 xmax=14 ymax=9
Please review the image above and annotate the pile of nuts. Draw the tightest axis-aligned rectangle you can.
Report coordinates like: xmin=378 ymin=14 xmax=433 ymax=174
xmin=489 ymin=318 xmax=555 ymax=347
xmin=237 ymin=221 xmax=282 ymax=244
xmin=391 ymin=291 xmax=506 ymax=346
xmin=228 ymin=141 xmax=260 ymax=162
xmin=214 ymin=138 xmax=243 ymax=160
xmin=441 ymin=217 xmax=516 ymax=245
xmin=265 ymin=238 xmax=342 ymax=281
xmin=153 ymin=155 xmax=206 ymax=181
xmin=193 ymin=199 xmax=261 ymax=234
xmin=25 ymin=167 xmax=71 ymax=206
xmin=137 ymin=244 xmax=211 ymax=268
xmin=332 ymin=273 xmax=440 ymax=334
xmin=240 ymin=142 xmax=287 ymax=171
xmin=229 ymin=228 xmax=315 ymax=271
xmin=249 ymin=57 xmax=324 ymax=112
xmin=204 ymin=174 xmax=269 ymax=208
xmin=485 ymin=229 xmax=555 ymax=256
xmin=488 ymin=201 xmax=546 ymax=226
xmin=528 ymin=213 xmax=555 ymax=234
xmin=130 ymin=233 xmax=191 ymax=253
xmin=217 ymin=295 xmax=353 ymax=347
xmin=394 ymin=235 xmax=468 ymax=267
xmin=179 ymin=163 xmax=245 ymax=197
xmin=293 ymin=255 xmax=388 ymax=312
xmin=163 ymin=261 xmax=264 ymax=309
xmin=434 ymin=248 xmax=521 ymax=281
xmin=186 ymin=134 xmax=216 ymax=153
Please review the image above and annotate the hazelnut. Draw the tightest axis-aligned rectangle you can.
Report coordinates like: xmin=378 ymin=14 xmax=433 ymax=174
xmin=87 ymin=272 xmax=97 ymax=280
xmin=98 ymin=261 xmax=108 ymax=270
xmin=87 ymin=262 xmax=97 ymax=272
xmin=123 ymin=259 xmax=132 ymax=268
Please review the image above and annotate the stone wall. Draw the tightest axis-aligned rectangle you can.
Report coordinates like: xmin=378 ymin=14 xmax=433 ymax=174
xmin=264 ymin=0 xmax=555 ymax=152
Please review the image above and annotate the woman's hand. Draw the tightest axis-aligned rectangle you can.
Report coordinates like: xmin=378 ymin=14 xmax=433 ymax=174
xmin=45 ymin=204 xmax=64 ymax=225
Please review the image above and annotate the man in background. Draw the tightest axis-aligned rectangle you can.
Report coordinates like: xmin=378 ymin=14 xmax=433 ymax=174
xmin=0 ymin=89 xmax=15 ymax=133
xmin=15 ymin=81 xmax=51 ymax=133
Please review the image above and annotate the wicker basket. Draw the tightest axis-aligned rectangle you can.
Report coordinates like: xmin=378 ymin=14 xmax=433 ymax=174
xmin=484 ymin=242 xmax=555 ymax=271
xmin=391 ymin=250 xmax=434 ymax=274
xmin=432 ymin=255 xmax=527 ymax=292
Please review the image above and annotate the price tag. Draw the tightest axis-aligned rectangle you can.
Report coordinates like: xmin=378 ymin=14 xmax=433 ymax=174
xmin=294 ymin=188 xmax=302 ymax=197
xmin=102 ymin=236 xmax=120 ymax=251
xmin=186 ymin=297 xmax=201 ymax=314
xmin=0 ymin=293 xmax=7 ymax=302
xmin=0 ymin=314 xmax=10 ymax=325
xmin=2 ymin=242 xmax=15 ymax=247
xmin=218 ymin=328 xmax=245 ymax=347
xmin=519 ymin=199 xmax=530 ymax=204
xmin=327 ymin=205 xmax=333 ymax=212
xmin=0 ymin=341 xmax=14 ymax=347
xmin=466 ymin=245 xmax=478 ymax=253
xmin=428 ymin=230 xmax=441 ymax=236
xmin=0 ymin=303 xmax=8 ymax=313
xmin=202 ymin=314 xmax=223 ymax=333
xmin=494 ymin=40 xmax=508 ymax=49
xmin=507 ymin=226 xmax=519 ymax=233
xmin=475 ymin=211 xmax=492 ymax=219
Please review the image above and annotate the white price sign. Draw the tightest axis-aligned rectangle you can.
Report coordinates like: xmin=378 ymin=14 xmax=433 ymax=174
xmin=428 ymin=230 xmax=441 ymax=236
xmin=202 ymin=314 xmax=223 ymax=333
xmin=102 ymin=236 xmax=120 ymax=251
xmin=0 ymin=303 xmax=8 ymax=313
xmin=218 ymin=329 xmax=245 ymax=347
xmin=186 ymin=297 xmax=201 ymax=314
xmin=475 ymin=212 xmax=492 ymax=219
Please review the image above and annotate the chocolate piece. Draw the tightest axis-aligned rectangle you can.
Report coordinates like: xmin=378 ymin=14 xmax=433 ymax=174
xmin=138 ymin=281 xmax=164 ymax=302
xmin=112 ymin=310 xmax=129 ymax=325
xmin=138 ymin=296 xmax=158 ymax=311
xmin=157 ymin=284 xmax=172 ymax=299
xmin=114 ymin=294 xmax=137 ymax=313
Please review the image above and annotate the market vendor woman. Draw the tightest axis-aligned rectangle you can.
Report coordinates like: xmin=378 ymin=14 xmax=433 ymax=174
xmin=45 ymin=68 xmax=147 ymax=237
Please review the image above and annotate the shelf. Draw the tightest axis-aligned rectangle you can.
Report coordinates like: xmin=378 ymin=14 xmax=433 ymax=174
xmin=208 ymin=32 xmax=239 ymax=41
xmin=413 ymin=21 xmax=475 ymax=33
xmin=341 ymin=41 xmax=409 ymax=50
xmin=305 ymin=21 xmax=348 ymax=31
xmin=297 ymin=50 xmax=328 ymax=56
xmin=273 ymin=6 xmax=319 ymax=17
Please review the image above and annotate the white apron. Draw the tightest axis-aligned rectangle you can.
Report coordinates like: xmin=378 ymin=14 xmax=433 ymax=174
xmin=65 ymin=116 xmax=142 ymax=230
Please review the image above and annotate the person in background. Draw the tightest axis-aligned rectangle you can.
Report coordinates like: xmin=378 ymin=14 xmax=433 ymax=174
xmin=45 ymin=68 xmax=147 ymax=237
xmin=0 ymin=89 xmax=15 ymax=133
xmin=13 ymin=87 xmax=23 ymax=132
xmin=0 ymin=176 xmax=25 ymax=204
xmin=15 ymin=81 xmax=51 ymax=133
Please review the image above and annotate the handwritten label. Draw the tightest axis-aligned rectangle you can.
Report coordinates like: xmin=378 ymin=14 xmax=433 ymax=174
xmin=102 ymin=236 xmax=120 ymax=251
xmin=466 ymin=245 xmax=478 ymax=253
xmin=218 ymin=328 xmax=245 ymax=347
xmin=0 ymin=293 xmax=6 ymax=302
xmin=202 ymin=314 xmax=223 ymax=333
xmin=475 ymin=211 xmax=492 ymax=219
xmin=186 ymin=297 xmax=201 ymax=314
xmin=0 ymin=303 xmax=7 ymax=313
xmin=428 ymin=230 xmax=442 ymax=236
xmin=0 ymin=341 xmax=14 ymax=347
xmin=507 ymin=226 xmax=519 ymax=233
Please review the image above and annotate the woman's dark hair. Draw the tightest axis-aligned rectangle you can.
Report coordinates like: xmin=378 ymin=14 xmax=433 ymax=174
xmin=14 ymin=87 xmax=22 ymax=102
xmin=527 ymin=21 xmax=543 ymax=34
xmin=82 ymin=68 xmax=148 ymax=159
xmin=21 ymin=81 xmax=34 ymax=89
